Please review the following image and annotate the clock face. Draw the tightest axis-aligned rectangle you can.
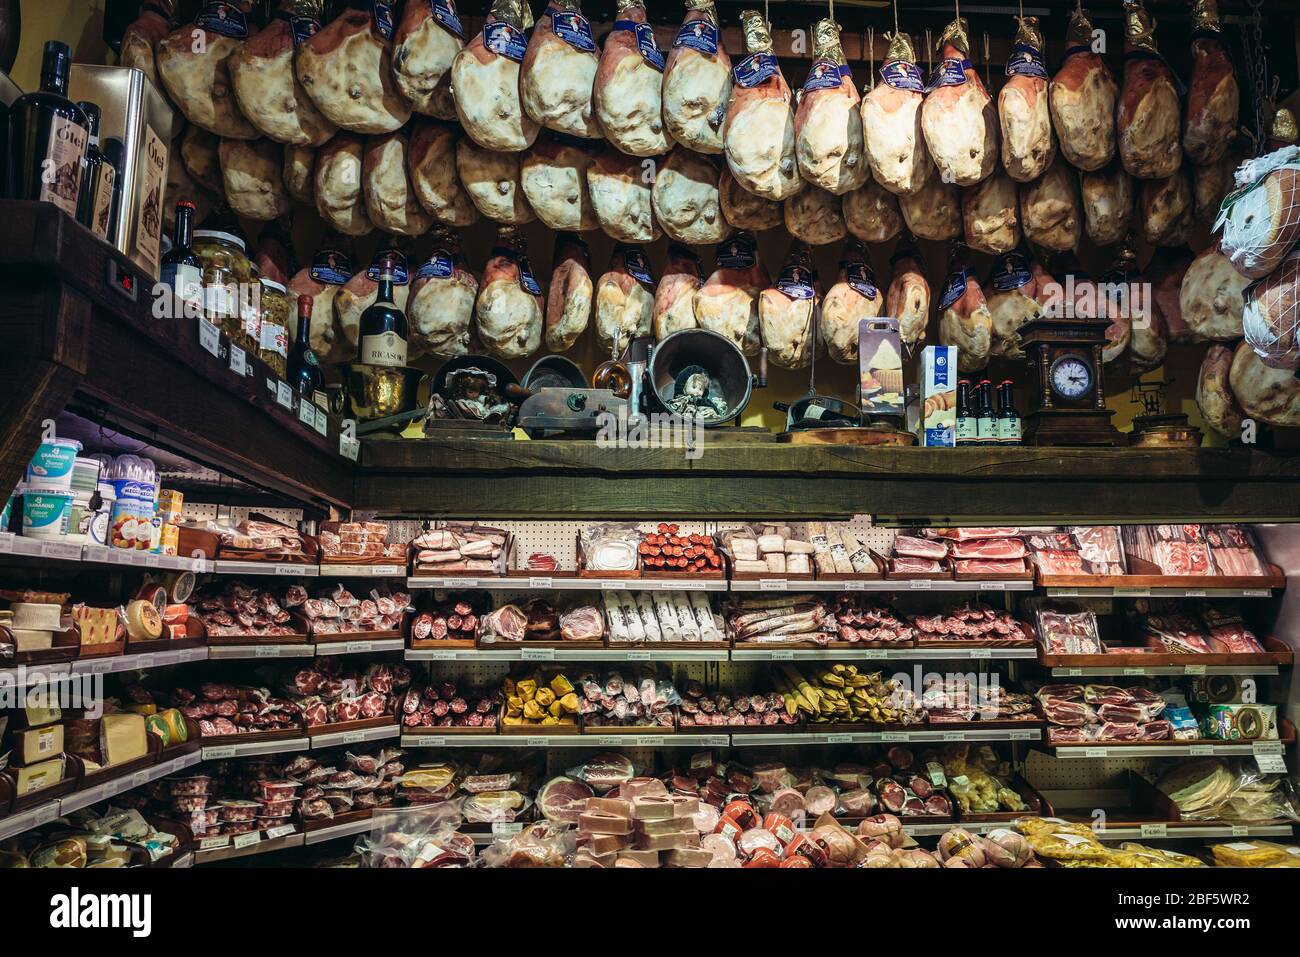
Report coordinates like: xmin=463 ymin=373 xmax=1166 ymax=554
xmin=1049 ymin=355 xmax=1093 ymax=400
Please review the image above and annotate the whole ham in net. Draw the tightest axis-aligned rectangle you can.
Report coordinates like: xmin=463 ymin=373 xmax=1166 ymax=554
xmin=391 ymin=0 xmax=464 ymax=119
xmin=594 ymin=0 xmax=670 ymax=157
xmin=921 ymin=17 xmax=997 ymax=187
xmin=1243 ymin=247 xmax=1300 ymax=370
xmin=861 ymin=31 xmax=930 ymax=196
xmin=1216 ymin=145 xmax=1300 ymax=280
xmin=475 ymin=227 xmax=543 ymax=359
xmin=451 ymin=0 xmax=539 ymax=152
xmin=794 ymin=19 xmax=867 ymax=195
xmin=722 ymin=10 xmax=801 ymax=201
xmin=229 ymin=1 xmax=336 ymax=146
xmin=296 ymin=4 xmax=411 ymax=134
xmin=520 ymin=0 xmax=601 ymax=139
xmin=662 ymin=0 xmax=732 ymax=155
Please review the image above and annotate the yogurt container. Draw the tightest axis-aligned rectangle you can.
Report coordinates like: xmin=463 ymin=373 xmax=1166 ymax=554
xmin=19 ymin=485 xmax=73 ymax=540
xmin=69 ymin=457 xmax=103 ymax=494
xmin=25 ymin=438 xmax=82 ymax=489
xmin=110 ymin=495 xmax=153 ymax=550
xmin=67 ymin=488 xmax=112 ymax=546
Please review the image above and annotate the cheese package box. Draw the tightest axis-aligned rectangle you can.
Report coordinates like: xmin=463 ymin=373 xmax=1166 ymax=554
xmin=100 ymin=713 xmax=149 ymax=766
xmin=13 ymin=723 xmax=64 ymax=766
xmin=859 ymin=318 xmax=905 ymax=417
xmin=73 ymin=605 xmax=121 ymax=647
xmin=919 ymin=346 xmax=958 ymax=447
xmin=14 ymin=755 xmax=65 ymax=796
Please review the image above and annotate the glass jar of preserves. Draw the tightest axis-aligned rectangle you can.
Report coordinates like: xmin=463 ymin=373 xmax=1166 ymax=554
xmin=194 ymin=229 xmax=254 ymax=352
xmin=258 ymin=278 xmax=289 ymax=377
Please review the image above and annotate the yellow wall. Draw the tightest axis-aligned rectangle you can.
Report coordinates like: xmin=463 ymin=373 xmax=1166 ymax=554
xmin=12 ymin=1 xmax=110 ymax=90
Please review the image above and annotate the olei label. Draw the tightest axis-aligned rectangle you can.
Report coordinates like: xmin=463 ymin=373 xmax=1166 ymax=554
xmin=90 ymin=162 xmax=116 ymax=240
xmin=135 ymin=126 xmax=167 ymax=275
xmin=41 ymin=115 xmax=87 ymax=217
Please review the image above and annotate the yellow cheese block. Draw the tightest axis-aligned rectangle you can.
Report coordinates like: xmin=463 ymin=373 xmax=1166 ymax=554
xmin=14 ymin=756 xmax=64 ymax=795
xmin=123 ymin=600 xmax=163 ymax=642
xmin=13 ymin=723 xmax=63 ymax=765
xmin=100 ymin=713 xmax=149 ymax=766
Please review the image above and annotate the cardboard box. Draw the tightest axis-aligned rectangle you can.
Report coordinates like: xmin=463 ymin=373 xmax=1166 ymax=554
xmin=13 ymin=723 xmax=64 ymax=766
xmin=859 ymin=318 xmax=905 ymax=416
xmin=919 ymin=346 xmax=958 ymax=447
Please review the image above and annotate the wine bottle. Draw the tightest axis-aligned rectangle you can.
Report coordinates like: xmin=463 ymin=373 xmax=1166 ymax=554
xmin=996 ymin=380 xmax=1022 ymax=446
xmin=975 ymin=379 xmax=996 ymax=445
xmin=75 ymin=101 xmax=115 ymax=239
xmin=955 ymin=379 xmax=977 ymax=447
xmin=5 ymin=41 xmax=88 ymax=216
xmin=357 ymin=256 xmax=408 ymax=367
xmin=160 ymin=201 xmax=202 ymax=317
xmin=287 ymin=294 xmax=323 ymax=400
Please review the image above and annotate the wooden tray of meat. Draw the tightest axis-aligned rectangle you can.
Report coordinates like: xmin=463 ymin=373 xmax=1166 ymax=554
xmin=499 ymin=720 xmax=581 ymax=735
xmin=1038 ymin=635 xmax=1295 ymax=670
xmin=194 ymin=725 xmax=307 ymax=748
xmin=813 ymin=570 xmax=884 ymax=582
xmin=1035 ymin=562 xmax=1286 ymax=591
xmin=912 ymin=618 xmax=1036 ymax=649
xmin=951 ymin=563 xmax=1034 ymax=582
xmin=1047 ymin=718 xmax=1296 ymax=751
xmin=402 ymin=723 xmax=501 ymax=736
xmin=731 ymin=568 xmax=816 ymax=582
xmin=217 ymin=546 xmax=319 ymax=565
xmin=409 ymin=526 xmax=513 ymax=579
xmin=65 ymin=741 xmax=161 ymax=791
xmin=608 ymin=640 xmax=732 ymax=651
xmin=871 ymin=549 xmax=954 ymax=581
xmin=505 ymin=567 xmax=577 ymax=579
xmin=952 ymin=775 xmax=1047 ymax=825
xmin=204 ymin=631 xmax=311 ymax=646
xmin=320 ymin=554 xmax=407 ymax=567
xmin=302 ymin=806 xmax=374 ymax=834
xmin=306 ymin=715 xmax=399 ymax=739
xmin=311 ymin=626 xmax=405 ymax=645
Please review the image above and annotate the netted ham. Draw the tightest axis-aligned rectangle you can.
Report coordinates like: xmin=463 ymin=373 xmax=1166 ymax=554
xmin=391 ymin=0 xmax=463 ymax=119
xmin=721 ymin=10 xmax=801 ymax=201
xmin=886 ymin=240 xmax=931 ymax=349
xmin=520 ymin=135 xmax=598 ymax=232
xmin=594 ymin=0 xmax=669 ymax=156
xmin=962 ymin=169 xmax=1020 ymax=255
xmin=662 ymin=0 xmax=732 ymax=155
xmin=218 ymin=138 xmax=290 ymax=221
xmin=315 ymin=133 xmax=373 ymax=236
xmin=519 ymin=0 xmax=601 ymax=139
xmin=545 ymin=233 xmax=593 ymax=352
xmin=475 ymin=229 xmax=543 ymax=359
xmin=451 ymin=0 xmax=538 ymax=151
xmin=156 ymin=6 xmax=258 ymax=139
xmin=1048 ymin=8 xmax=1117 ymax=171
xmin=1229 ymin=340 xmax=1300 ymax=427
xmin=759 ymin=244 xmax=821 ymax=369
xmin=1020 ymin=157 xmax=1081 ymax=252
xmin=594 ymin=244 xmax=655 ymax=353
xmin=229 ymin=2 xmax=336 ymax=146
xmin=695 ymin=234 xmax=767 ymax=355
xmin=785 ymin=186 xmax=846 ymax=246
xmin=408 ymin=235 xmax=477 ymax=358
xmin=1116 ymin=0 xmax=1181 ymax=179
xmin=938 ymin=251 xmax=994 ymax=372
xmin=862 ymin=31 xmax=930 ymax=196
xmin=653 ymin=244 xmax=702 ymax=340
xmin=842 ymin=179 xmax=902 ymax=244
xmin=1179 ymin=246 xmax=1248 ymax=342
xmin=296 ymin=5 xmax=411 ymax=134
xmin=455 ymin=138 xmax=535 ymax=225
xmin=718 ymin=165 xmax=782 ymax=231
xmin=921 ymin=17 xmax=997 ymax=187
xmin=1243 ymin=247 xmax=1300 ymax=370
xmin=1080 ymin=159 xmax=1134 ymax=246
xmin=652 ymin=148 xmax=730 ymax=244
xmin=587 ymin=147 xmax=660 ymax=242
xmin=821 ymin=241 xmax=883 ymax=364
xmin=363 ymin=131 xmax=435 ymax=236
xmin=794 ymin=19 xmax=867 ymax=195
xmin=998 ymin=16 xmax=1055 ymax=182
xmin=1215 ymin=146 xmax=1300 ymax=280
xmin=406 ymin=119 xmax=479 ymax=226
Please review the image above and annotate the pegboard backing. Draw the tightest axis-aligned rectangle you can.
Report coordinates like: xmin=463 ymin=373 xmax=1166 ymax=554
xmin=178 ymin=504 xmax=304 ymax=527
xmin=1024 ymin=749 xmax=1158 ymax=791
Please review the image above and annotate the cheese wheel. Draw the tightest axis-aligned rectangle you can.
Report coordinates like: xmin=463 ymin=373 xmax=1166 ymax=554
xmin=124 ymin=599 xmax=163 ymax=641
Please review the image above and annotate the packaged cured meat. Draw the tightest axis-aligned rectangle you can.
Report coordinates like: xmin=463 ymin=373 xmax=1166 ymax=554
xmin=1121 ymin=525 xmax=1212 ymax=576
xmin=519 ymin=0 xmax=601 ymax=139
xmin=1034 ymin=603 xmax=1102 ymax=655
xmin=794 ymin=18 xmax=868 ymax=195
xmin=999 ymin=16 xmax=1055 ymax=183
xmin=722 ymin=10 xmax=801 ymax=201
xmin=1203 ymin=526 xmax=1270 ymax=578
xmin=1048 ymin=7 xmax=1117 ymax=171
xmin=451 ymin=0 xmax=539 ymax=152
xmin=593 ymin=0 xmax=669 ymax=157
xmin=921 ymin=17 xmax=997 ymax=187
xmin=1242 ymin=247 xmax=1300 ymax=371
xmin=1116 ymin=0 xmax=1181 ymax=180
xmin=862 ymin=31 xmax=931 ymax=196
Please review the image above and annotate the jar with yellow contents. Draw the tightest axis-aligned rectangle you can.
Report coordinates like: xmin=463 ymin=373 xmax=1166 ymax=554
xmin=258 ymin=278 xmax=290 ymax=377
xmin=194 ymin=229 xmax=255 ymax=352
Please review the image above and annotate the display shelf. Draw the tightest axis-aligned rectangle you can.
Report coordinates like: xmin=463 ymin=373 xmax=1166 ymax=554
xmin=207 ymin=643 xmax=317 ymax=660
xmin=315 ymin=638 xmax=405 ymax=657
xmin=719 ymin=728 xmax=1040 ymax=747
xmin=399 ymin=732 xmax=731 ymax=748
xmin=213 ymin=560 xmax=320 ymax=577
xmin=406 ymin=575 xmax=727 ymax=592
xmin=200 ymin=737 xmax=311 ymax=760
xmin=0 ymin=800 xmax=62 ymax=842
xmin=1046 ymin=740 xmax=1288 ymax=760
xmin=731 ymin=646 xmax=1037 ymax=661
xmin=413 ymin=646 xmax=730 ymax=662
xmin=1049 ymin=664 xmax=1282 ymax=677
xmin=729 ymin=578 xmax=1035 ymax=593
xmin=60 ymin=749 xmax=203 ymax=815
xmin=194 ymin=828 xmax=304 ymax=864
xmin=1089 ymin=824 xmax=1297 ymax=841
xmin=80 ymin=543 xmax=211 ymax=573
xmin=303 ymin=816 xmax=377 ymax=846
xmin=2 ymin=647 xmax=208 ymax=686
xmin=319 ymin=563 xmax=407 ymax=577
xmin=308 ymin=724 xmax=401 ymax=750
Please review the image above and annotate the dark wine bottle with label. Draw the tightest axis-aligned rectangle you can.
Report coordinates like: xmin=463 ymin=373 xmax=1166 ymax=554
xmin=288 ymin=294 xmax=323 ymax=400
xmin=358 ymin=256 xmax=408 ymax=367
xmin=75 ymin=101 xmax=116 ymax=239
xmin=101 ymin=137 xmax=126 ymax=241
xmin=976 ymin=379 xmax=996 ymax=444
xmin=160 ymin=201 xmax=202 ymax=316
xmin=955 ymin=379 xmax=977 ymax=447
xmin=5 ymin=41 xmax=88 ymax=216
xmin=996 ymin=380 xmax=1022 ymax=446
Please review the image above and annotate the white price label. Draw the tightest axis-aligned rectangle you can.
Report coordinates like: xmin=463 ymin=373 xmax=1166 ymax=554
xmin=600 ymin=581 xmax=627 ymax=591
xmin=0 ymin=534 xmax=13 ymax=554
xmin=908 ymin=579 xmax=933 ymax=590
xmin=1139 ymin=823 xmax=1167 ymax=838
xmin=1243 ymin=589 xmax=1271 ymax=598
xmin=298 ymin=399 xmax=316 ymax=427
xmin=192 ymin=556 xmax=208 ymax=572
xmin=1123 ymin=667 xmax=1147 ymax=676
xmin=276 ymin=381 xmax=294 ymax=410
xmin=624 ymin=650 xmax=651 ymax=661
xmin=33 ymin=804 xmax=59 ymax=826
xmin=678 ymin=581 xmax=707 ymax=590
xmin=758 ymin=580 xmax=786 ymax=592
xmin=1189 ymin=745 xmax=1214 ymax=756
xmin=91 ymin=659 xmax=114 ymax=674
xmin=254 ymin=645 xmax=282 ymax=658
xmin=232 ymin=832 xmax=262 ymax=849
xmin=524 ymin=737 xmax=548 ymax=747
xmin=339 ymin=435 xmax=360 ymax=461
xmin=266 ymin=378 xmax=277 ymax=395
xmin=491 ymin=822 xmax=523 ymax=836
xmin=1009 ymin=730 xmax=1036 ymax=741
xmin=229 ymin=345 xmax=246 ymax=376
xmin=274 ymin=565 xmax=301 ymax=576
xmin=344 ymin=641 xmax=370 ymax=654
xmin=527 ymin=577 xmax=553 ymax=589
xmin=942 ymin=731 xmax=965 ymax=742
xmin=199 ymin=836 xmax=230 ymax=850
xmin=1252 ymin=741 xmax=1284 ymax=756
xmin=425 ymin=651 xmax=457 ymax=661
xmin=521 ymin=648 xmax=554 ymax=661
xmin=1053 ymin=589 xmax=1079 ymax=597
xmin=769 ymin=651 xmax=794 ymax=661
xmin=135 ymin=655 xmax=154 ymax=669
xmin=969 ymin=648 xmax=992 ymax=659
xmin=313 ymin=406 xmax=328 ymax=437
xmin=634 ymin=736 xmax=665 ymax=747
xmin=341 ymin=731 xmax=365 ymax=745
xmin=40 ymin=541 xmax=80 ymax=560
xmin=1060 ymin=668 xmax=1083 ymax=677
xmin=594 ymin=736 xmax=621 ymax=747
xmin=1083 ymin=748 xmax=1108 ymax=758
xmin=1183 ymin=664 xmax=1207 ymax=676
xmin=198 ymin=318 xmax=221 ymax=356
xmin=266 ymin=824 xmax=297 ymax=840
xmin=203 ymin=746 xmax=237 ymax=759
xmin=1183 ymin=590 xmax=1207 ymax=598
xmin=131 ymin=771 xmax=151 ymax=789
xmin=844 ymin=580 xmax=867 ymax=591
xmin=450 ymin=579 xmax=478 ymax=589
xmin=1114 ymin=587 xmax=1150 ymax=597
xmin=882 ymin=732 xmax=909 ymax=742
xmin=1231 ymin=826 xmax=1251 ymax=837
xmin=825 ymin=734 xmax=851 ymax=744
xmin=979 ymin=582 xmax=1005 ymax=591
xmin=144 ymin=553 xmax=161 ymax=568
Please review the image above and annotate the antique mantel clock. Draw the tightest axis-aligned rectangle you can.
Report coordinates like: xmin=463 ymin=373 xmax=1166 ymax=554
xmin=1018 ymin=315 xmax=1123 ymax=446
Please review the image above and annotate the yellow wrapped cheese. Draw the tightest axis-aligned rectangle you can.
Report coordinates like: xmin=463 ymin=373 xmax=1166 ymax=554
xmin=535 ymin=687 xmax=555 ymax=708
xmin=517 ymin=679 xmax=538 ymax=701
xmin=523 ymin=700 xmax=544 ymax=721
xmin=541 ymin=716 xmax=559 ymax=725
xmin=1212 ymin=840 xmax=1299 ymax=867
xmin=144 ymin=708 xmax=187 ymax=747
xmin=559 ymin=692 xmax=580 ymax=714
xmin=507 ymin=695 xmax=524 ymax=716
xmin=550 ymin=674 xmax=574 ymax=695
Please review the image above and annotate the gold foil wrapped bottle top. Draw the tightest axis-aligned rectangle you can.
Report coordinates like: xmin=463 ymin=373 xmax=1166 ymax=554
xmin=1013 ymin=15 xmax=1045 ymax=50
xmin=936 ymin=17 xmax=971 ymax=56
xmin=1064 ymin=7 xmax=1095 ymax=48
xmin=740 ymin=10 xmax=775 ymax=54
xmin=1124 ymin=0 xmax=1159 ymax=53
xmin=489 ymin=0 xmax=529 ymax=29
xmin=550 ymin=0 xmax=584 ymax=13
xmin=812 ymin=19 xmax=846 ymax=65
xmin=284 ymin=0 xmax=324 ymax=18
xmin=1112 ymin=236 xmax=1139 ymax=271
xmin=615 ymin=0 xmax=643 ymax=13
xmin=1191 ymin=0 xmax=1222 ymax=33
xmin=1273 ymin=107 xmax=1299 ymax=145
xmin=884 ymin=30 xmax=917 ymax=64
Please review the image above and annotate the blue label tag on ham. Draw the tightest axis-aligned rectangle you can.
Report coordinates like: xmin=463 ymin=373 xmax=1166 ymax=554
xmin=990 ymin=253 xmax=1033 ymax=292
xmin=484 ymin=21 xmax=528 ymax=61
xmin=417 ymin=252 xmax=454 ymax=280
xmin=370 ymin=1 xmax=395 ymax=40
xmin=674 ymin=20 xmax=718 ymax=54
xmin=846 ymin=262 xmax=878 ymax=299
xmin=880 ymin=60 xmax=925 ymax=92
xmin=276 ymin=10 xmax=321 ymax=45
xmin=1005 ymin=43 xmax=1048 ymax=79
xmin=926 ymin=58 xmax=971 ymax=92
xmin=196 ymin=2 xmax=248 ymax=38
xmin=717 ymin=237 xmax=757 ymax=270
xmin=613 ymin=20 xmax=664 ymax=71
xmin=776 ymin=263 xmax=816 ymax=300
xmin=518 ymin=257 xmax=542 ymax=295
xmin=734 ymin=53 xmax=779 ymax=88
xmin=430 ymin=0 xmax=464 ymax=39
xmin=803 ymin=61 xmax=851 ymax=93
xmin=939 ymin=268 xmax=973 ymax=310
xmin=552 ymin=11 xmax=598 ymax=52
xmin=310 ymin=249 xmax=354 ymax=286
xmin=367 ymin=250 xmax=410 ymax=284
xmin=621 ymin=246 xmax=655 ymax=286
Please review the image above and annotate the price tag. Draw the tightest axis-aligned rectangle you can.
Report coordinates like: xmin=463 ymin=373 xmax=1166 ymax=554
xmin=528 ymin=577 xmax=553 ymax=589
xmin=344 ymin=641 xmax=370 ymax=654
xmin=1053 ymin=589 xmax=1079 ymax=597
xmin=199 ymin=836 xmax=230 ymax=850
xmin=702 ymin=736 xmax=730 ymax=747
xmin=1123 ymin=667 xmax=1147 ymax=676
xmin=203 ymin=746 xmax=237 ymax=760
xmin=233 ymin=832 xmax=262 ymax=849
xmin=1139 ymin=823 xmax=1167 ymax=838
xmin=678 ymin=581 xmax=707 ymax=590
xmin=634 ymin=736 xmax=665 ymax=747
xmin=313 ymin=406 xmax=328 ymax=437
xmin=275 ymin=565 xmax=300 ymax=576
xmin=1231 ymin=825 xmax=1251 ymax=837
xmin=1114 ymin=587 xmax=1150 ymax=597
xmin=266 ymin=378 xmax=277 ymax=394
xmin=172 ymin=852 xmax=194 ymax=869
xmin=942 ymin=731 xmax=966 ymax=742
xmin=266 ymin=824 xmax=297 ymax=840
xmin=414 ymin=736 xmax=445 ymax=747
xmin=825 ymin=734 xmax=852 ymax=744
xmin=601 ymin=581 xmax=627 ymax=591
xmin=341 ymin=731 xmax=365 ymax=745
xmin=492 ymin=822 xmax=523 ymax=836
xmin=979 ymin=582 xmax=1005 ymax=591
xmin=624 ymin=650 xmax=651 ymax=661
xmin=882 ymin=732 xmax=909 ymax=742
xmin=1189 ymin=745 xmax=1214 ymax=756
xmin=452 ymin=579 xmax=478 ymax=589
xmin=1060 ymin=668 xmax=1083 ymax=677
xmin=1183 ymin=590 xmax=1207 ymax=598
xmin=254 ymin=645 xmax=282 ymax=658
xmin=276 ymin=381 xmax=294 ymax=410
xmin=758 ymin=579 xmax=786 ymax=592
xmin=521 ymin=648 xmax=555 ymax=661
xmin=40 ymin=541 xmax=81 ymax=560
xmin=594 ymin=736 xmax=621 ymax=747
xmin=135 ymin=654 xmax=155 ymax=669
xmin=1009 ymin=730 xmax=1036 ymax=741
xmin=1083 ymin=748 xmax=1108 ymax=758
xmin=769 ymin=650 xmax=794 ymax=661
xmin=1253 ymin=749 xmax=1285 ymax=774
xmin=524 ymin=737 xmax=547 ymax=747
xmin=91 ymin=659 xmax=114 ymax=674
xmin=132 ymin=771 xmax=151 ymax=789
xmin=1183 ymin=664 xmax=1207 ymax=676
xmin=339 ymin=434 xmax=360 ymax=461
xmin=198 ymin=318 xmax=221 ymax=356
xmin=192 ymin=556 xmax=208 ymax=572
xmin=229 ymin=345 xmax=247 ymax=376
xmin=33 ymin=803 xmax=59 ymax=826
xmin=844 ymin=580 xmax=867 ymax=591
xmin=425 ymin=651 xmax=457 ymax=661
xmin=908 ymin=579 xmax=933 ymax=590
xmin=0 ymin=534 xmax=13 ymax=554
xmin=969 ymin=648 xmax=992 ymax=659
xmin=1243 ymin=589 xmax=1271 ymax=598
xmin=299 ymin=399 xmax=316 ymax=427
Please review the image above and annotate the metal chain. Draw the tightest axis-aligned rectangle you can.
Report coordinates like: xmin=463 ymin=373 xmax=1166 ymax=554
xmin=1245 ymin=0 xmax=1268 ymax=152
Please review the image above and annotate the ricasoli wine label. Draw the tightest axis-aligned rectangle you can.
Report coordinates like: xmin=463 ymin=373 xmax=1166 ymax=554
xmin=360 ymin=331 xmax=407 ymax=367
xmin=136 ymin=126 xmax=168 ymax=274
xmin=41 ymin=115 xmax=87 ymax=216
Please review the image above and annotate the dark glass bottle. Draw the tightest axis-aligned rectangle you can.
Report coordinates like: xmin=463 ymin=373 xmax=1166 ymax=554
xmin=5 ymin=41 xmax=88 ymax=216
xmin=101 ymin=137 xmax=126 ymax=240
xmin=358 ymin=256 xmax=408 ymax=367
xmin=996 ymin=380 xmax=1022 ymax=446
xmin=160 ymin=201 xmax=202 ymax=316
xmin=75 ymin=101 xmax=115 ymax=239
xmin=975 ymin=379 xmax=996 ymax=444
xmin=955 ymin=379 xmax=976 ymax=447
xmin=288 ymin=294 xmax=322 ymax=399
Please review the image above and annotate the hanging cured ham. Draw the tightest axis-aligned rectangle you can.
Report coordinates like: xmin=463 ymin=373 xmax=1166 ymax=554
xmin=998 ymin=16 xmax=1055 ymax=183
xmin=722 ymin=10 xmax=802 ymax=202
xmin=1020 ymin=157 xmax=1081 ymax=252
xmin=456 ymin=139 xmax=535 ymax=226
xmin=652 ymin=149 xmax=730 ymax=244
xmin=785 ymin=186 xmax=846 ymax=246
xmin=520 ymin=136 xmax=599 ymax=232
xmin=1183 ymin=0 xmax=1238 ymax=165
xmin=408 ymin=231 xmax=477 ymax=358
xmin=283 ymin=144 xmax=316 ymax=204
xmin=392 ymin=0 xmax=464 ymax=119
xmin=545 ymin=233 xmax=594 ymax=352
xmin=587 ymin=147 xmax=660 ymax=242
xmin=921 ymin=17 xmax=997 ymax=187
xmin=1243 ymin=248 xmax=1300 ymax=370
xmin=962 ymin=169 xmax=1020 ymax=255
xmin=1179 ymin=245 xmax=1249 ymax=341
xmin=1148 ymin=247 xmax=1194 ymax=342
xmin=335 ymin=243 xmax=413 ymax=357
xmin=451 ymin=0 xmax=539 ymax=152
xmin=296 ymin=2 xmax=411 ymax=135
xmin=986 ymin=250 xmax=1053 ymax=359
xmin=595 ymin=0 xmax=670 ymax=156
xmin=1196 ymin=343 xmax=1245 ymax=437
xmin=120 ymin=1 xmax=174 ymax=85
xmin=475 ymin=227 xmax=544 ymax=358
xmin=719 ymin=166 xmax=783 ymax=231
xmin=1230 ymin=340 xmax=1300 ymax=427
xmin=662 ymin=0 xmax=732 ymax=155
xmin=1140 ymin=169 xmax=1193 ymax=247
xmin=654 ymin=244 xmax=703 ymax=340
xmin=254 ymin=224 xmax=296 ymax=286
xmin=1193 ymin=147 xmax=1239 ymax=224
xmin=1048 ymin=7 xmax=1116 ymax=171
xmin=407 ymin=120 xmax=479 ymax=227
xmin=938 ymin=247 xmax=994 ymax=371
xmin=886 ymin=238 xmax=931 ymax=349
xmin=182 ymin=128 xmax=224 ymax=194
xmin=156 ymin=3 xmax=259 ymax=139
xmin=821 ymin=240 xmax=884 ymax=364
xmin=843 ymin=179 xmax=903 ymax=244
xmin=1216 ymin=146 xmax=1300 ymax=280
xmin=314 ymin=133 xmax=373 ymax=235
xmin=862 ymin=31 xmax=930 ymax=196
xmin=695 ymin=233 xmax=768 ymax=355
xmin=1097 ymin=242 xmax=1140 ymax=363
xmin=759 ymin=244 xmax=822 ymax=369
xmin=899 ymin=174 xmax=960 ymax=241
xmin=520 ymin=0 xmax=601 ymax=139
xmin=288 ymin=238 xmax=355 ymax=363
xmin=363 ymin=131 xmax=434 ymax=236
xmin=795 ymin=18 xmax=867 ymax=195
xmin=166 ymin=153 xmax=213 ymax=230
xmin=1080 ymin=160 xmax=1134 ymax=246
xmin=1116 ymin=0 xmax=1181 ymax=180
xmin=595 ymin=244 xmax=656 ymax=353
xmin=219 ymin=138 xmax=290 ymax=221
xmin=229 ymin=1 xmax=336 ymax=146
